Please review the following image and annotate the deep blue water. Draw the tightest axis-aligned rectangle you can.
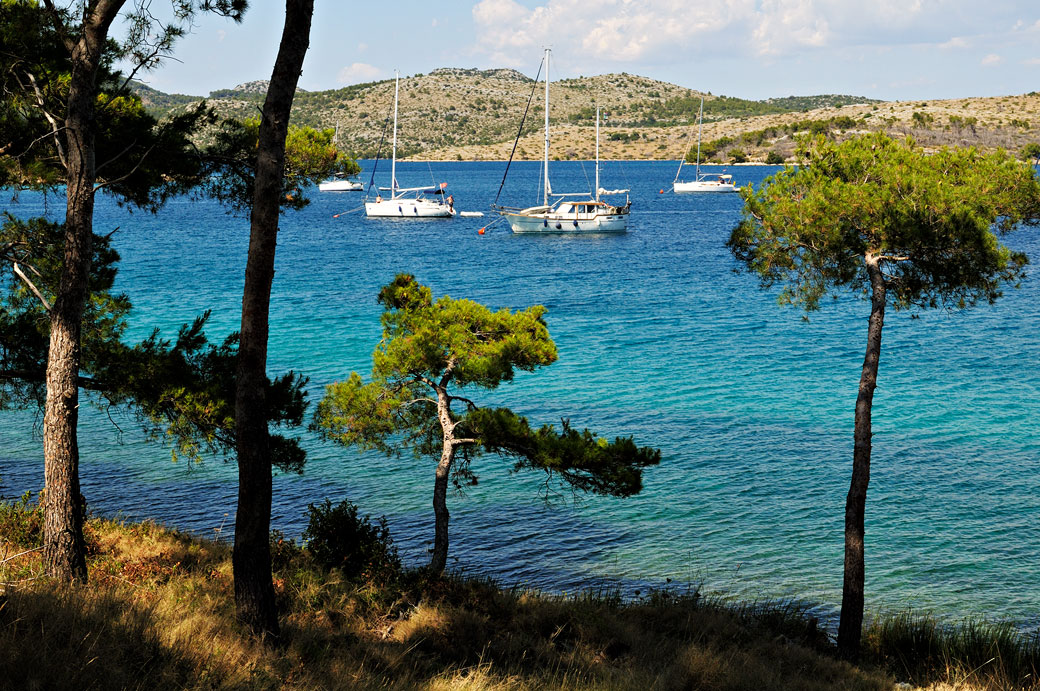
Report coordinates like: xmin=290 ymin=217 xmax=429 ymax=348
xmin=2 ymin=160 xmax=1039 ymax=630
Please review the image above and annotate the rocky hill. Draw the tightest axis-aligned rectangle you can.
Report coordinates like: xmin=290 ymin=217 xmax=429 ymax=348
xmin=131 ymin=71 xmax=1040 ymax=163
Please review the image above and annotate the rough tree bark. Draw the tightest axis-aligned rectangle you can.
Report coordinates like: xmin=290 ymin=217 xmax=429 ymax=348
xmin=233 ymin=0 xmax=313 ymax=640
xmin=837 ymin=252 xmax=887 ymax=659
xmin=41 ymin=0 xmax=125 ymax=583
xmin=431 ymin=387 xmax=456 ymax=574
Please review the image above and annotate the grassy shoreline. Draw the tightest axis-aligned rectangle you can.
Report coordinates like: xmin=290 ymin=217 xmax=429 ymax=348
xmin=1 ymin=497 xmax=1036 ymax=690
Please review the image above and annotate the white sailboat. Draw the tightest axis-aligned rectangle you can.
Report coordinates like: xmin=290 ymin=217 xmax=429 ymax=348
xmin=497 ymin=49 xmax=630 ymax=234
xmin=673 ymin=97 xmax=739 ymax=193
xmin=365 ymin=71 xmax=454 ymax=218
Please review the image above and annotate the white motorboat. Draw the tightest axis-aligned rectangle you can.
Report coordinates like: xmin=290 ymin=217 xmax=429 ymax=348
xmin=496 ymin=49 xmax=629 ymax=234
xmin=365 ymin=71 xmax=454 ymax=218
xmin=319 ymin=175 xmax=363 ymax=192
xmin=673 ymin=97 xmax=740 ymax=194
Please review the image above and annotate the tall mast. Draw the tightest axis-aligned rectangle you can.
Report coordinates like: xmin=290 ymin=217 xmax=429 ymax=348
xmin=391 ymin=70 xmax=399 ymax=195
xmin=695 ymin=96 xmax=703 ymax=179
xmin=543 ymin=47 xmax=550 ymax=208
xmin=595 ymin=107 xmax=600 ymax=202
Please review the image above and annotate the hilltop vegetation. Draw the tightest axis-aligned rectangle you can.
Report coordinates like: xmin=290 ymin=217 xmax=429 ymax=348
xmin=132 ymin=70 xmax=1040 ymax=163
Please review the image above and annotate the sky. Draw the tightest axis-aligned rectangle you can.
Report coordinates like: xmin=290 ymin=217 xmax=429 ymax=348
xmin=130 ymin=0 xmax=1040 ymax=102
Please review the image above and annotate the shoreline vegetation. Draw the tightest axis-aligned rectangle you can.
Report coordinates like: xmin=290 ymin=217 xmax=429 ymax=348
xmin=2 ymin=496 xmax=1038 ymax=690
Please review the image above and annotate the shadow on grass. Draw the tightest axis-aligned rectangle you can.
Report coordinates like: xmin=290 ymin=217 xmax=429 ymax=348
xmin=0 ymin=586 xmax=210 ymax=690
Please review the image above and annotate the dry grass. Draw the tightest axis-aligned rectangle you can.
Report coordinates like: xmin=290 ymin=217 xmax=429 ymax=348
xmin=0 ymin=507 xmax=1031 ymax=690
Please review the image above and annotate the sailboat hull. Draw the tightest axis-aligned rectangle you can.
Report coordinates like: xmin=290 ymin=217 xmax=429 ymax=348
xmin=365 ymin=198 xmax=454 ymax=218
xmin=673 ymin=180 xmax=739 ymax=193
xmin=503 ymin=207 xmax=628 ymax=233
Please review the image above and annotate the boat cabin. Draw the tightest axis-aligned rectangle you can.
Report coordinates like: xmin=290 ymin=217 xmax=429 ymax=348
xmin=556 ymin=201 xmax=608 ymax=216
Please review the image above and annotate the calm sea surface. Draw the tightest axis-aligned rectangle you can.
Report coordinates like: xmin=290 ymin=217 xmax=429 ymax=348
xmin=2 ymin=161 xmax=1038 ymax=630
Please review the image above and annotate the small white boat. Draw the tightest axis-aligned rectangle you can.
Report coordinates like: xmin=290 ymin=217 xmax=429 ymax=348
xmin=365 ymin=71 xmax=454 ymax=219
xmin=319 ymin=175 xmax=363 ymax=192
xmin=673 ymin=173 xmax=738 ymax=193
xmin=496 ymin=49 xmax=629 ymax=234
xmin=365 ymin=185 xmax=454 ymax=217
xmin=673 ymin=97 xmax=739 ymax=194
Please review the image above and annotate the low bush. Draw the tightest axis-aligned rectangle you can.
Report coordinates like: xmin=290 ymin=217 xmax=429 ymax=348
xmin=302 ymin=497 xmax=400 ymax=581
xmin=0 ymin=491 xmax=44 ymax=548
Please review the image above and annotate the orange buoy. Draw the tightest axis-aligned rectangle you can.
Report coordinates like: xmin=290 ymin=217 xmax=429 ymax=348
xmin=478 ymin=227 xmax=486 ymax=235
xmin=659 ymin=189 xmax=664 ymax=194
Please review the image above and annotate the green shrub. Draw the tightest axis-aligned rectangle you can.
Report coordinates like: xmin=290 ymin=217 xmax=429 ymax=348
xmin=0 ymin=491 xmax=44 ymax=548
xmin=729 ymin=148 xmax=748 ymax=163
xmin=302 ymin=498 xmax=400 ymax=580
xmin=1021 ymin=142 xmax=1040 ymax=163
xmin=765 ymin=150 xmax=785 ymax=165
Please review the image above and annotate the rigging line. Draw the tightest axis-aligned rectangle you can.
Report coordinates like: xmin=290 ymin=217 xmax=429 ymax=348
xmin=579 ymin=159 xmax=592 ymax=196
xmin=493 ymin=57 xmax=544 ymax=208
xmin=367 ymin=97 xmax=394 ymax=196
xmin=673 ymin=124 xmax=697 ymax=184
xmin=332 ymin=204 xmax=366 ymax=218
xmin=615 ymin=154 xmax=632 ymax=191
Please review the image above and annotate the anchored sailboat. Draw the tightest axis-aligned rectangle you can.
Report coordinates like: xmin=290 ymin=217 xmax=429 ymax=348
xmin=495 ymin=48 xmax=630 ymax=233
xmin=365 ymin=71 xmax=454 ymax=218
xmin=673 ymin=97 xmax=739 ymax=193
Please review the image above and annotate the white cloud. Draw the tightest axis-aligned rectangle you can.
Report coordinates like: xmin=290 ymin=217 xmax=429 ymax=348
xmin=469 ymin=0 xmax=1013 ymax=70
xmin=471 ymin=0 xmax=754 ymax=67
xmin=468 ymin=0 xmax=1036 ymax=88
xmin=751 ymin=0 xmax=831 ymax=55
xmin=337 ymin=62 xmax=383 ymax=84
xmin=1024 ymin=57 xmax=1040 ymax=66
xmin=939 ymin=36 xmax=969 ymax=50
xmin=981 ymin=53 xmax=1003 ymax=66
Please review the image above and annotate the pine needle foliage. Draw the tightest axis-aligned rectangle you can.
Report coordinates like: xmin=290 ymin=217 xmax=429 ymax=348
xmin=729 ymin=133 xmax=1040 ymax=313
xmin=314 ymin=274 xmax=659 ymax=571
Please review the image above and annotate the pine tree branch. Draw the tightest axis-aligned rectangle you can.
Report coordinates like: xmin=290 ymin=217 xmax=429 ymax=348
xmin=24 ymin=71 xmax=67 ymax=169
xmin=12 ymin=262 xmax=51 ymax=311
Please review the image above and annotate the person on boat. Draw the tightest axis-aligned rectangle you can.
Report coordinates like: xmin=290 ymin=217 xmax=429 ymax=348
xmin=447 ymin=194 xmax=454 ymax=212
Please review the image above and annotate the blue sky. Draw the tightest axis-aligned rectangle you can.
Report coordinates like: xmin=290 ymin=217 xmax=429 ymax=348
xmin=134 ymin=0 xmax=1040 ymax=102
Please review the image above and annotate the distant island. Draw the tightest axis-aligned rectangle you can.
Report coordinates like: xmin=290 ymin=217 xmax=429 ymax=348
xmin=130 ymin=70 xmax=1040 ymax=163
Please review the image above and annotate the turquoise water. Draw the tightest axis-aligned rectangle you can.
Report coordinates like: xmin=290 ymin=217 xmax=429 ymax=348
xmin=2 ymin=161 xmax=1038 ymax=630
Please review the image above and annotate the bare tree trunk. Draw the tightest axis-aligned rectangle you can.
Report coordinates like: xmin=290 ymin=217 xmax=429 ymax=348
xmin=431 ymin=444 xmax=454 ymax=574
xmin=41 ymin=0 xmax=124 ymax=583
xmin=837 ymin=253 xmax=886 ymax=659
xmin=233 ymin=0 xmax=313 ymax=641
xmin=430 ymin=388 xmax=455 ymax=574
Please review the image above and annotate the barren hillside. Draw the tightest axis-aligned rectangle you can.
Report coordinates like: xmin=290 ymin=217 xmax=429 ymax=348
xmin=132 ymin=71 xmax=1040 ymax=163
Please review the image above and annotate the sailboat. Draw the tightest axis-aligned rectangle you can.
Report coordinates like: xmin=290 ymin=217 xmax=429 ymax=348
xmin=496 ymin=49 xmax=630 ymax=233
xmin=365 ymin=71 xmax=454 ymax=218
xmin=673 ymin=97 xmax=739 ymax=193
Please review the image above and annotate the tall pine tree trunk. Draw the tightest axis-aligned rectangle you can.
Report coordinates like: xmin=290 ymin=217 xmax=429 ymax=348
xmin=430 ymin=388 xmax=455 ymax=574
xmin=837 ymin=253 xmax=886 ymax=658
xmin=233 ymin=0 xmax=313 ymax=640
xmin=431 ymin=444 xmax=454 ymax=574
xmin=42 ymin=0 xmax=124 ymax=583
